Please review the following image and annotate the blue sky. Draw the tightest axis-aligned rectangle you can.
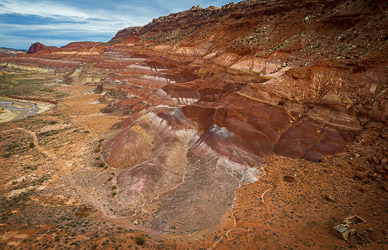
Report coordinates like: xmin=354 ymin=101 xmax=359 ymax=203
xmin=0 ymin=0 xmax=235 ymax=50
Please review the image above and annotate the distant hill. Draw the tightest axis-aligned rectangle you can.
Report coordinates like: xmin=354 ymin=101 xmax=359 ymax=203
xmin=25 ymin=41 xmax=102 ymax=55
xmin=0 ymin=47 xmax=26 ymax=57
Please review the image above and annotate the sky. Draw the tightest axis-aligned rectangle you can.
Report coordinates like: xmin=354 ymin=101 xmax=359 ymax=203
xmin=0 ymin=0 xmax=235 ymax=50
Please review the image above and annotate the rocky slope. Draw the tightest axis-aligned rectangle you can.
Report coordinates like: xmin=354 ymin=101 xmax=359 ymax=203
xmin=0 ymin=0 xmax=387 ymax=248
xmin=99 ymin=0 xmax=387 ymax=235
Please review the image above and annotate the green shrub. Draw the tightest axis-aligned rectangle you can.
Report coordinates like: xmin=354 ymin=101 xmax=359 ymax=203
xmin=135 ymin=236 xmax=145 ymax=246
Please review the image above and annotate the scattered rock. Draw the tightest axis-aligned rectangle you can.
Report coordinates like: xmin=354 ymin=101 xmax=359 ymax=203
xmin=133 ymin=220 xmax=139 ymax=225
xmin=368 ymin=173 xmax=378 ymax=180
xmin=324 ymin=195 xmax=335 ymax=202
xmin=283 ymin=175 xmax=296 ymax=182
xmin=76 ymin=205 xmax=91 ymax=217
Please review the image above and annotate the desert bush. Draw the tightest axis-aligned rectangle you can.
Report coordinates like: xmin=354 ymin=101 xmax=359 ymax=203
xmin=135 ymin=236 xmax=145 ymax=246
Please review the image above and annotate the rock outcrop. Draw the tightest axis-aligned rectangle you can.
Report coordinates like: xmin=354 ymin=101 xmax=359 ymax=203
xmin=27 ymin=42 xmax=59 ymax=54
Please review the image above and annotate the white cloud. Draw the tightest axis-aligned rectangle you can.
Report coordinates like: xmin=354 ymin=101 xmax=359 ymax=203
xmin=3 ymin=22 xmax=123 ymax=34
xmin=1 ymin=0 xmax=92 ymax=19
xmin=0 ymin=0 xmax=151 ymax=27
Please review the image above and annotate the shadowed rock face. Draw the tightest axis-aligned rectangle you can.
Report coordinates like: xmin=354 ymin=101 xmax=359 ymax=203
xmin=1 ymin=0 xmax=387 ymax=236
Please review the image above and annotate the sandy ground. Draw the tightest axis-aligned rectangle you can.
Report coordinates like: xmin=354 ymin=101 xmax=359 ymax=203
xmin=0 ymin=108 xmax=17 ymax=123
xmin=37 ymin=103 xmax=55 ymax=114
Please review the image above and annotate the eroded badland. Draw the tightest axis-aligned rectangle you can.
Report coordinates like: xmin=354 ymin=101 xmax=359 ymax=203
xmin=0 ymin=0 xmax=387 ymax=249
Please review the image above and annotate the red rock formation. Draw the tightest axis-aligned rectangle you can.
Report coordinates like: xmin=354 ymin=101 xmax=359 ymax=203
xmin=60 ymin=41 xmax=102 ymax=51
xmin=97 ymin=0 xmax=387 ymax=234
xmin=27 ymin=42 xmax=59 ymax=54
xmin=1 ymin=0 xmax=387 ymax=237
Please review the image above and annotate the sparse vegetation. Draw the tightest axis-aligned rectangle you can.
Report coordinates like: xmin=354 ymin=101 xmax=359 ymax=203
xmin=135 ymin=236 xmax=145 ymax=246
xmin=0 ymin=71 xmax=58 ymax=98
xmin=94 ymin=146 xmax=101 ymax=153
xmin=94 ymin=138 xmax=105 ymax=153
xmin=38 ymin=129 xmax=60 ymax=137
xmin=8 ymin=142 xmax=19 ymax=150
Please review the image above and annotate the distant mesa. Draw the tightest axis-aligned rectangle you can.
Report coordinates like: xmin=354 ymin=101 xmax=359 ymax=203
xmin=27 ymin=41 xmax=102 ymax=55
xmin=27 ymin=42 xmax=59 ymax=54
